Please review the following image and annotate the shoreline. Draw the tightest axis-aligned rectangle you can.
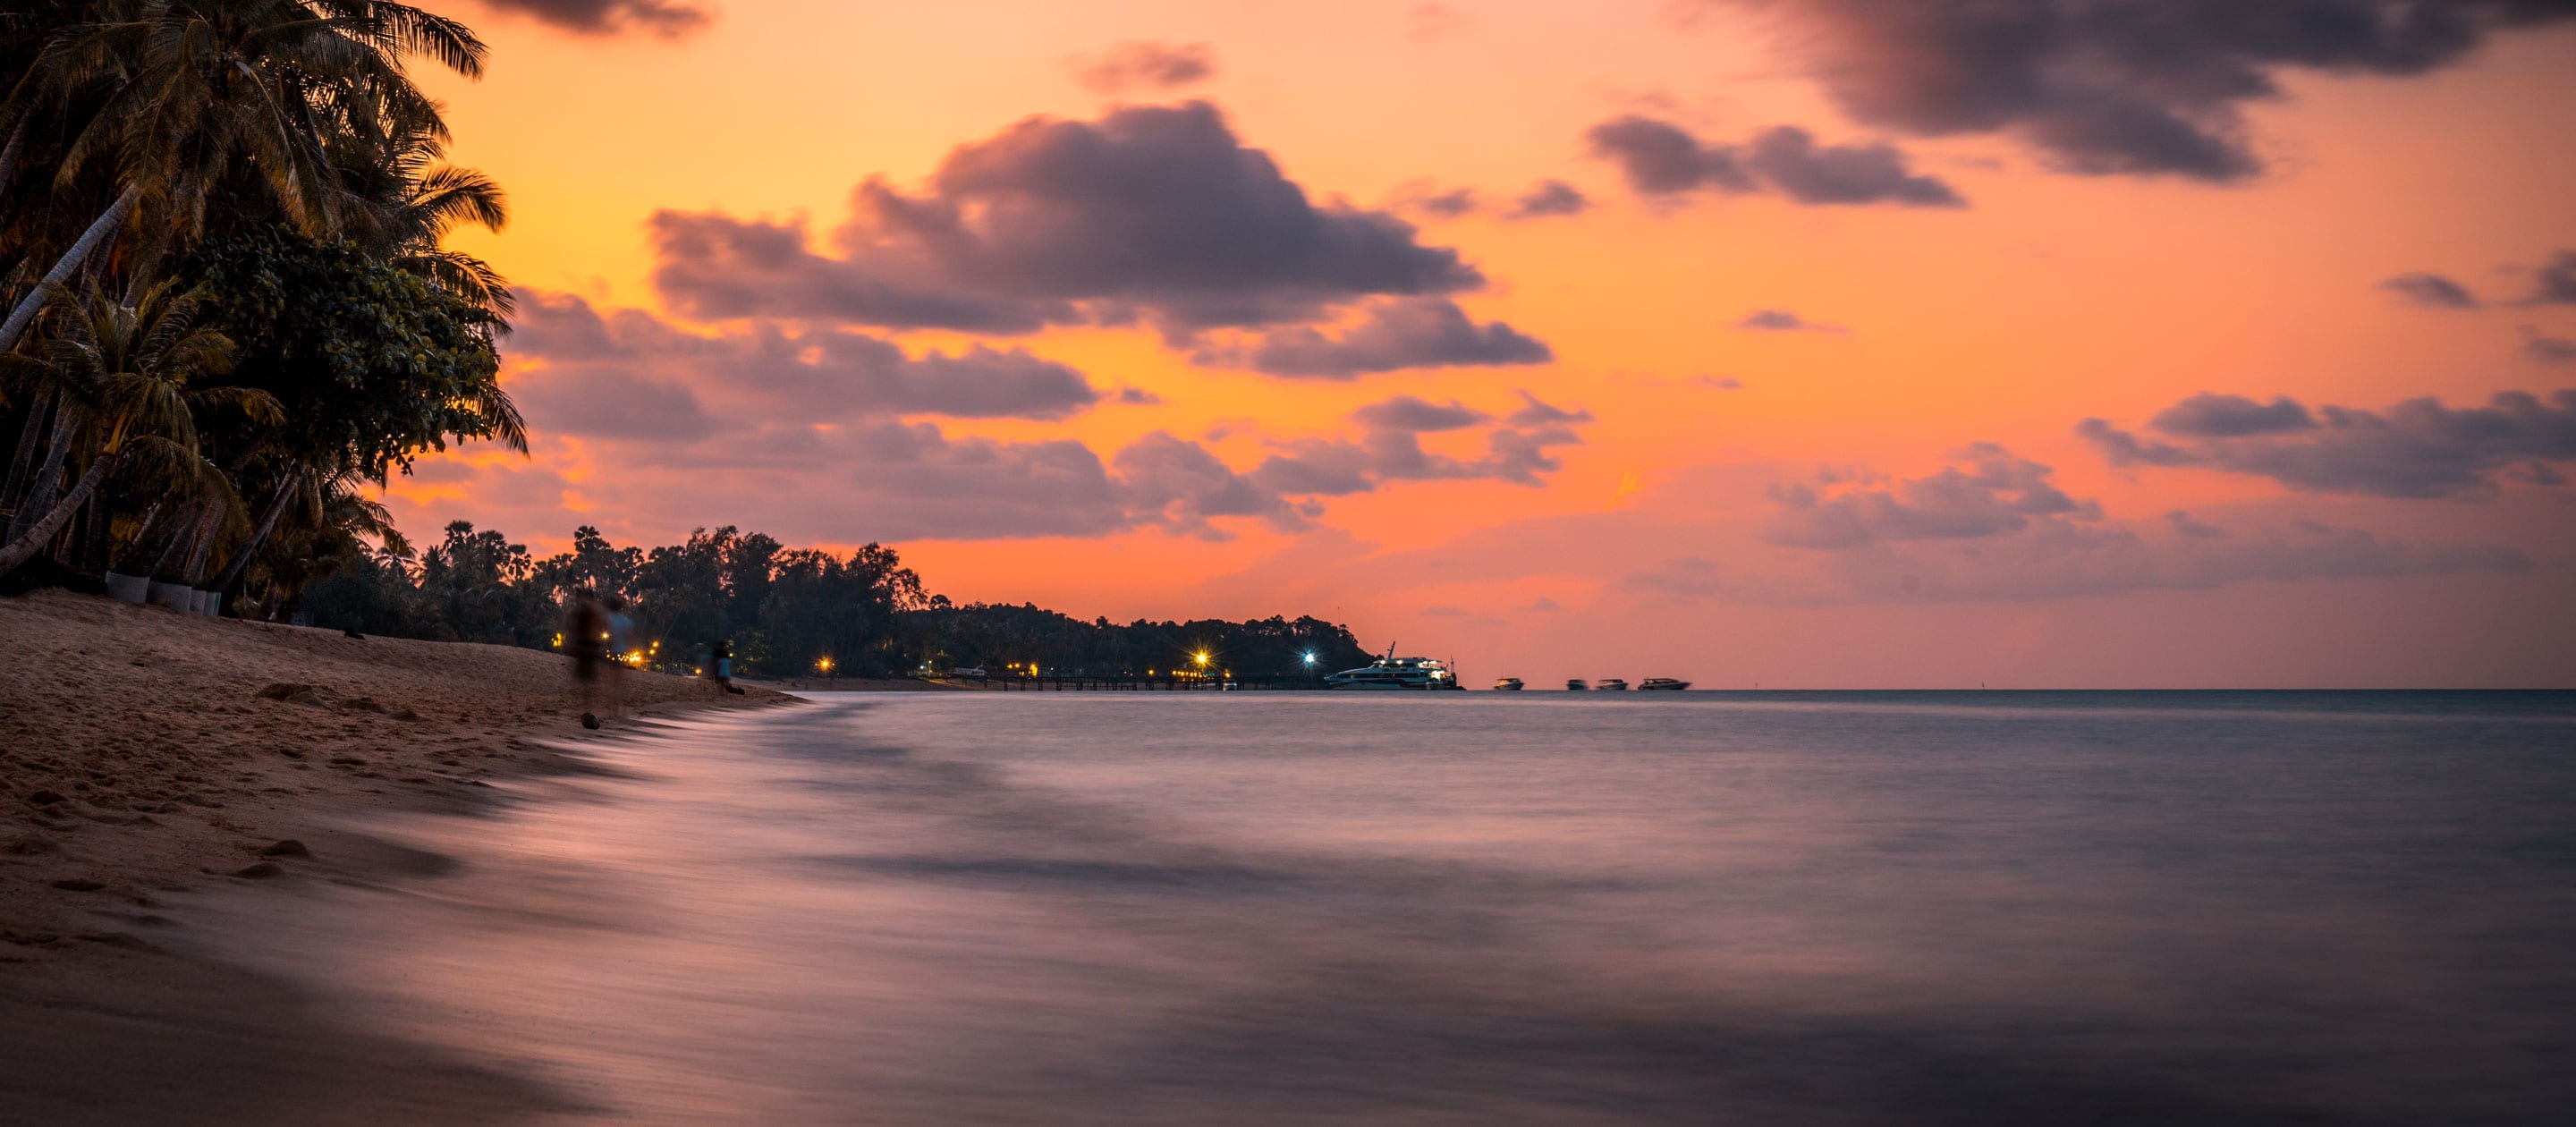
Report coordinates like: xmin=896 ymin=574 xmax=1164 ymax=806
xmin=1 ymin=589 xmax=788 ymax=1123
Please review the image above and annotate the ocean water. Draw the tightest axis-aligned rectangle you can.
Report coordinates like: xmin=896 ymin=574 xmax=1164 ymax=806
xmin=197 ymin=691 xmax=2576 ymax=1124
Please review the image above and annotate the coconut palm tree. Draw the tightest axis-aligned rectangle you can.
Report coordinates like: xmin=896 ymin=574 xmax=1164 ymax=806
xmin=0 ymin=0 xmax=487 ymax=354
xmin=0 ymin=276 xmax=277 ymax=575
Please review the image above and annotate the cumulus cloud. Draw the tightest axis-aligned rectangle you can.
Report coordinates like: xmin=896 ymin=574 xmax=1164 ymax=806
xmin=2079 ymin=388 xmax=2576 ymax=499
xmin=2535 ymin=250 xmax=2576 ymax=304
xmin=1739 ymin=309 xmax=1844 ymax=333
xmin=1586 ymin=116 xmax=1963 ymax=206
xmin=1504 ymin=180 xmax=1591 ymax=219
xmin=1690 ymin=0 xmax=2576 ymax=182
xmin=2523 ymin=327 xmax=2576 ymax=366
xmin=1387 ymin=182 xmax=1482 ymax=219
xmin=2148 ymin=393 xmax=2315 ymax=437
xmin=1247 ymin=392 xmax=1593 ymax=497
xmin=482 ymin=337 xmax=1591 ymax=541
xmin=1763 ymin=444 xmax=2101 ymax=549
xmin=1070 ymin=41 xmax=1216 ymax=94
xmin=1209 ymin=297 xmax=1553 ymax=378
xmin=650 ymin=102 xmax=1489 ymax=341
xmin=509 ymin=292 xmax=1104 ymax=428
xmin=1351 ymin=395 xmax=1490 ymax=432
xmin=2381 ymin=272 xmax=2480 ymax=309
xmin=1506 ymin=390 xmax=1592 ymax=427
xmin=475 ymin=0 xmax=708 ymax=37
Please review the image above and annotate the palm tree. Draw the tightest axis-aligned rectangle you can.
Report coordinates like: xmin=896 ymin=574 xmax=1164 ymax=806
xmin=0 ymin=277 xmax=278 ymax=575
xmin=0 ymin=0 xmax=487 ymax=354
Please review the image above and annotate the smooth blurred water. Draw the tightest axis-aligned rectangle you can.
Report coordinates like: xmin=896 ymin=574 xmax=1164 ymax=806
xmin=200 ymin=691 xmax=2576 ymax=1124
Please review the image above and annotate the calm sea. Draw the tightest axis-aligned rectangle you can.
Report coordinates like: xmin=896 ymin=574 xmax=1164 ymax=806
xmin=198 ymin=691 xmax=2576 ymax=1124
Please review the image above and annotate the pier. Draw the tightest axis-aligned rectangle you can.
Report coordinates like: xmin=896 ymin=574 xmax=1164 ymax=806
xmin=940 ymin=673 xmax=1330 ymax=691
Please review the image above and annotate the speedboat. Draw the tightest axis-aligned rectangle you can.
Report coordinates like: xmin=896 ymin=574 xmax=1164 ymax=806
xmin=1597 ymin=678 xmax=1630 ymax=691
xmin=1493 ymin=677 xmax=1524 ymax=691
xmin=1324 ymin=655 xmax=1463 ymax=690
xmin=1639 ymin=678 xmax=1690 ymax=691
xmin=1565 ymin=679 xmax=1589 ymax=691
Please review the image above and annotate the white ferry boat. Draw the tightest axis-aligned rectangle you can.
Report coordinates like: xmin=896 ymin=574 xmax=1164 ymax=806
xmin=1493 ymin=677 xmax=1525 ymax=691
xmin=1323 ymin=655 xmax=1463 ymax=690
xmin=1597 ymin=678 xmax=1630 ymax=691
xmin=1639 ymin=678 xmax=1690 ymax=691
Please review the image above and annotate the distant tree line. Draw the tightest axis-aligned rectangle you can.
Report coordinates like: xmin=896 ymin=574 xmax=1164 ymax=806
xmin=301 ymin=521 xmax=1379 ymax=681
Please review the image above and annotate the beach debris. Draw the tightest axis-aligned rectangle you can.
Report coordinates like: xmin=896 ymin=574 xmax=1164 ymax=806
xmin=227 ymin=861 xmax=284 ymax=879
xmin=258 ymin=840 xmax=310 ymax=858
xmin=50 ymin=877 xmax=106 ymax=892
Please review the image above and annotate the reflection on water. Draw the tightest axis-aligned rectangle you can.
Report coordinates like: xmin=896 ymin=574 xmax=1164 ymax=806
xmin=194 ymin=692 xmax=2576 ymax=1123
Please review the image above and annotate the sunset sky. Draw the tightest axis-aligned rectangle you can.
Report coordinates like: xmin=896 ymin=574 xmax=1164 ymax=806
xmin=394 ymin=0 xmax=2576 ymax=688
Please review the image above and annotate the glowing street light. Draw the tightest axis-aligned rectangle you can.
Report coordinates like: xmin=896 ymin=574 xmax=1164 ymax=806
xmin=817 ymin=657 xmax=835 ymax=677
xmin=1301 ymin=651 xmax=1316 ymax=666
xmin=1194 ymin=651 xmax=1210 ymax=666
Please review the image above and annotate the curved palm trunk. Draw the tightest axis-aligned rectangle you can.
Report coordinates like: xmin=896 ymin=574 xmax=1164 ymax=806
xmin=0 ymin=452 xmax=113 ymax=577
xmin=3 ymin=391 xmax=49 ymax=513
xmin=8 ymin=416 xmax=79 ymax=542
xmin=0 ymin=120 xmax=23 ymax=191
xmin=0 ymin=183 xmax=140 ymax=356
xmin=208 ymin=476 xmax=298 ymax=603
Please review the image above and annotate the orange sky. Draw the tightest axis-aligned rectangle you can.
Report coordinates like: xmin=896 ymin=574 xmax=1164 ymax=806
xmin=391 ymin=1 xmax=2576 ymax=687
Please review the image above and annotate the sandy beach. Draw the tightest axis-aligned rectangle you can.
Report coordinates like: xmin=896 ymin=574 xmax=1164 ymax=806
xmin=0 ymin=589 xmax=783 ymax=1125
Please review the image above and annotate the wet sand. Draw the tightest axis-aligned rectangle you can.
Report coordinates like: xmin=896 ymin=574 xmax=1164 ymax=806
xmin=0 ymin=589 xmax=784 ymax=1124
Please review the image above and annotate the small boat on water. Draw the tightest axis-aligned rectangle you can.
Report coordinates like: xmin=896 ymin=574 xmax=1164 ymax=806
xmin=1597 ymin=678 xmax=1630 ymax=691
xmin=1639 ymin=678 xmax=1690 ymax=691
xmin=1493 ymin=677 xmax=1524 ymax=691
xmin=1565 ymin=679 xmax=1589 ymax=691
xmin=1324 ymin=655 xmax=1463 ymax=690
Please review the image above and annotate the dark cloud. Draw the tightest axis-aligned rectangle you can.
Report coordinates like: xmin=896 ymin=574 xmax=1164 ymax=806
xmin=511 ymin=292 xmax=1103 ymax=426
xmin=1504 ymin=180 xmax=1591 ymax=219
xmin=1764 ymin=444 xmax=2102 ymax=549
xmin=2535 ymin=250 xmax=2576 ymax=304
xmin=2166 ymin=510 xmax=2225 ymax=538
xmin=1115 ymin=387 xmax=1165 ymax=405
xmin=1351 ymin=395 xmax=1490 ymax=432
xmin=1587 ymin=116 xmax=1963 ymax=206
xmin=1213 ymin=297 xmax=1552 ymax=378
xmin=2524 ymin=326 xmax=2576 ymax=366
xmin=1250 ymin=392 xmax=1592 ymax=496
xmin=1388 ymin=182 xmax=1482 ymax=219
xmin=1070 ymin=41 xmax=1216 ymax=94
xmin=1742 ymin=125 xmax=1967 ymax=206
xmin=475 ymin=0 xmax=708 ymax=37
xmin=1739 ymin=309 xmax=1843 ymax=333
xmin=1588 ymin=115 xmax=1753 ymax=194
xmin=2380 ymin=272 xmax=2480 ymax=309
xmin=650 ymin=102 xmax=1486 ymax=339
xmin=2148 ymin=393 xmax=2316 ymax=437
xmin=2079 ymin=388 xmax=2576 ymax=499
xmin=1114 ymin=433 xmax=1318 ymax=539
xmin=2074 ymin=418 xmax=2199 ymax=466
xmin=1698 ymin=0 xmax=2576 ymax=181
xmin=1506 ymin=390 xmax=1592 ymax=427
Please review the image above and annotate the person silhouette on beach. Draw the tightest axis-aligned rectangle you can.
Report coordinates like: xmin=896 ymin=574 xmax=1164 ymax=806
xmin=604 ymin=594 xmax=634 ymax=719
xmin=564 ymin=589 xmax=607 ymax=729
